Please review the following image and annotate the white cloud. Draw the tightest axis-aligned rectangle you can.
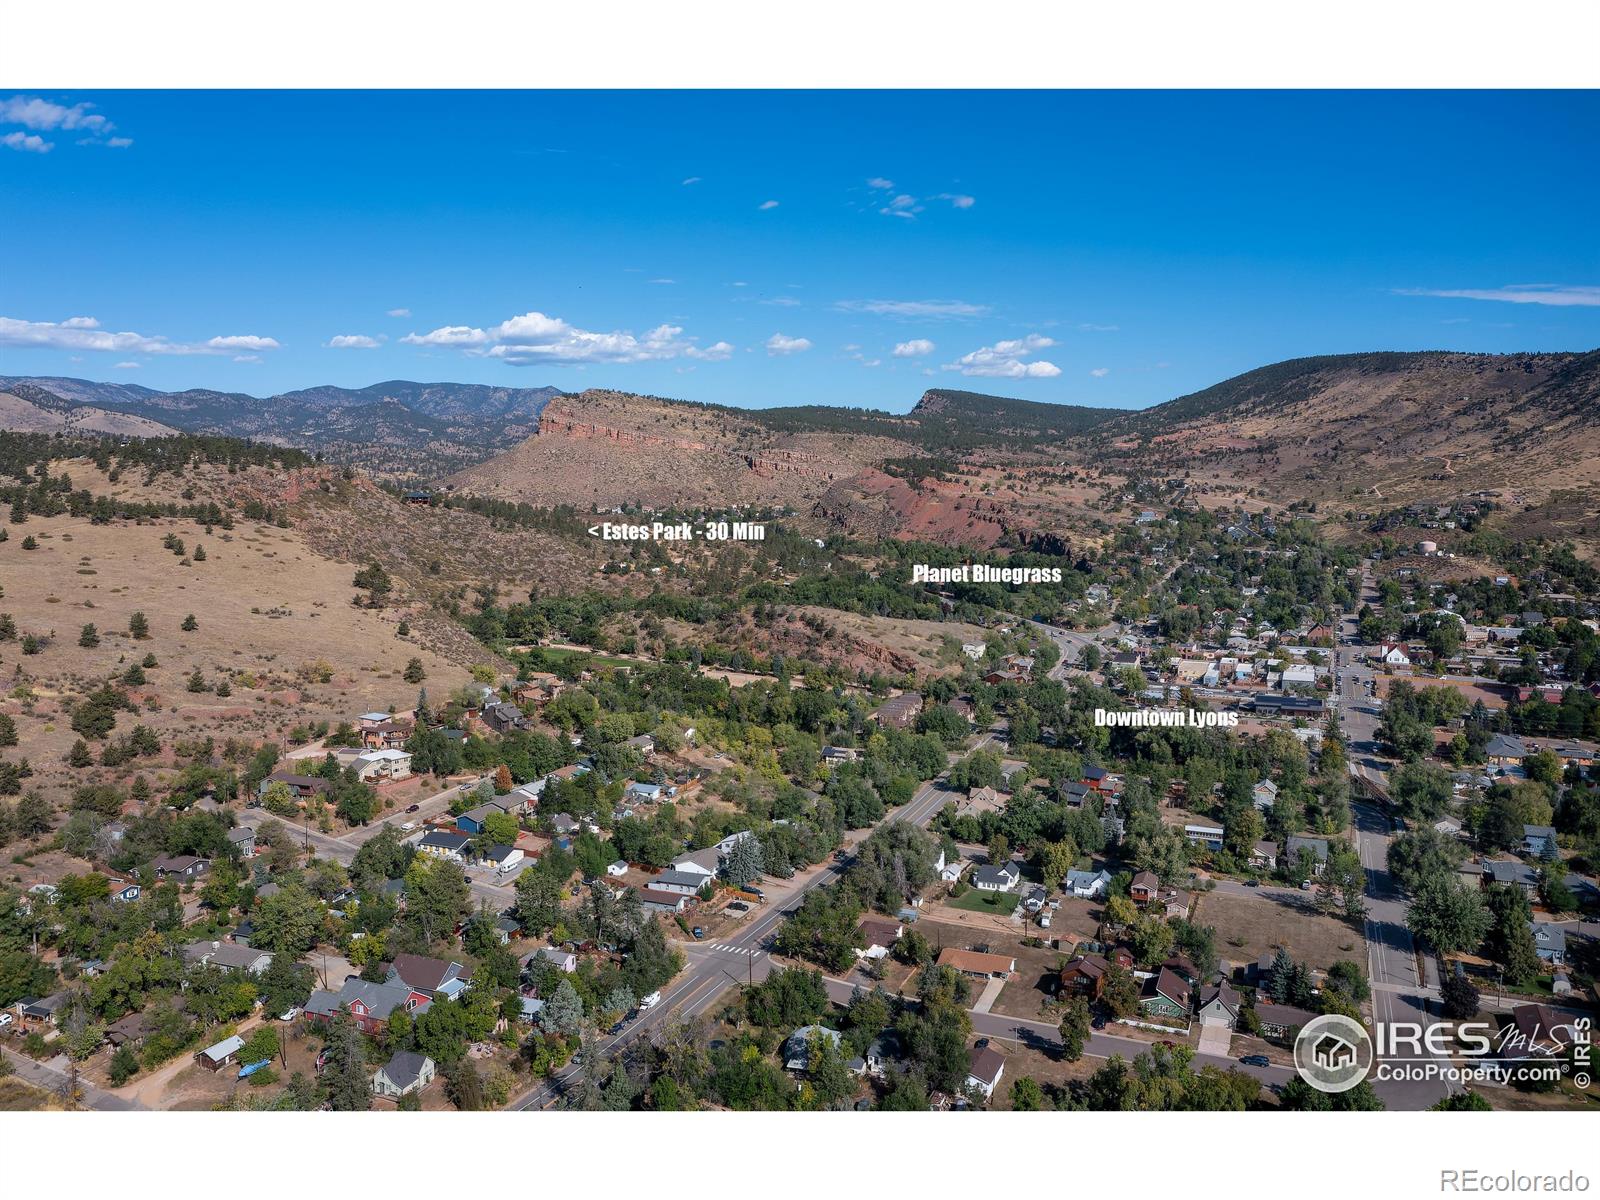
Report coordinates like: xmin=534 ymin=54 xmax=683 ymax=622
xmin=327 ymin=334 xmax=383 ymax=349
xmin=0 ymin=315 xmax=278 ymax=357
xmin=1089 ymin=367 xmax=1110 ymax=377
xmin=682 ymin=176 xmax=701 ymax=185
xmin=649 ymin=278 xmax=675 ymax=285
xmin=760 ymin=296 xmax=801 ymax=307
xmin=206 ymin=334 xmax=281 ymax=351
xmin=893 ymin=339 xmax=935 ymax=357
xmin=944 ymin=333 xmax=1061 ymax=379
xmin=2 ymin=131 xmax=51 ymax=153
xmin=730 ymin=281 xmax=748 ymax=288
xmin=1395 ymin=284 xmax=1600 ymax=307
xmin=765 ymin=333 xmax=812 ymax=355
xmin=401 ymin=309 xmax=731 ymax=366
xmin=867 ymin=177 xmax=894 ymax=190
xmin=114 ymin=361 xmax=139 ymax=369
xmin=233 ymin=355 xmax=262 ymax=363
xmin=386 ymin=307 xmax=411 ymax=318
xmin=932 ymin=192 xmax=976 ymax=209
xmin=835 ymin=298 xmax=988 ymax=319
xmin=686 ymin=341 xmax=734 ymax=362
xmin=1078 ymin=322 xmax=1119 ymax=332
xmin=0 ymin=96 xmax=110 ymax=132
xmin=758 ymin=200 xmax=780 ymax=210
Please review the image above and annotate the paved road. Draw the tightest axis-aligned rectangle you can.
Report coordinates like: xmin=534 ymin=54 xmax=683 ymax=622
xmin=235 ymin=774 xmax=517 ymax=906
xmin=505 ymin=726 xmax=1005 ymax=1110
xmin=1027 ymin=618 xmax=1120 ymax=681
xmin=1335 ymin=562 xmax=1454 ymax=1108
xmin=0 ymin=1044 xmax=146 ymax=1110
xmin=817 ymin=976 xmax=1294 ymax=1092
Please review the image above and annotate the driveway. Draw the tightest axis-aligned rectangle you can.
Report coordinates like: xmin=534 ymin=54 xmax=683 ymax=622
xmin=1197 ymin=1019 xmax=1233 ymax=1058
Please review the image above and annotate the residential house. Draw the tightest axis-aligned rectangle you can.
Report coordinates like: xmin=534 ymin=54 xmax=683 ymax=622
xmin=1285 ymin=835 xmax=1330 ymax=875
xmin=532 ymin=947 xmax=579 ymax=973
xmin=937 ymin=948 xmax=1015 ymax=979
xmin=1184 ymin=824 xmax=1224 ymax=850
xmin=934 ymin=848 xmax=962 ymax=883
xmin=971 ymin=860 xmax=1021 ymax=893
xmin=1250 ymin=840 xmax=1279 ymax=870
xmin=1531 ymin=922 xmax=1567 ymax=965
xmin=354 ymin=748 xmax=412 ymax=782
xmin=359 ymin=719 xmax=413 ymax=751
xmin=670 ymin=846 xmax=720 ymax=879
xmin=1130 ymin=870 xmax=1161 ymax=905
xmin=606 ymin=860 xmax=629 ymax=878
xmin=966 ymin=1044 xmax=1006 ymax=1099
xmin=1482 ymin=859 xmax=1541 ymax=894
xmin=152 ymin=855 xmax=210 ymax=881
xmin=1522 ymin=825 xmax=1559 ymax=860
xmin=1198 ymin=979 xmax=1242 ymax=1028
xmin=624 ymin=781 xmax=667 ymax=804
xmin=1138 ymin=968 xmax=1192 ymax=1022
xmin=1255 ymin=1001 xmax=1319 ymax=1045
xmin=196 ymin=1035 xmax=245 ymax=1071
xmin=373 ymin=1051 xmax=436 ymax=1099
xmin=305 ymin=978 xmax=427 ymax=1035
xmin=639 ymin=888 xmax=691 ymax=914
xmin=476 ymin=844 xmax=523 ymax=874
xmin=1377 ymin=642 xmax=1413 ymax=667
xmin=388 ymin=954 xmax=472 ymax=1002
xmin=1059 ymin=954 xmax=1108 ymax=997
xmin=1251 ymin=780 xmax=1279 ymax=812
xmin=417 ymin=830 xmax=471 ymax=862
xmin=1485 ymin=734 xmax=1529 ymax=768
xmin=782 ymin=1025 xmax=843 ymax=1073
xmin=1065 ymin=868 xmax=1112 ymax=900
xmin=868 ymin=693 xmax=924 ymax=730
xmin=183 ymin=940 xmax=273 ymax=975
xmin=257 ymin=772 xmax=332 ymax=802
xmin=854 ymin=918 xmax=903 ymax=960
xmin=648 ymin=870 xmax=707 ymax=897
xmin=1497 ymin=1003 xmax=1574 ymax=1061
xmin=226 ymin=827 xmax=257 ymax=858
xmin=16 ymin=992 xmax=71 ymax=1027
xmin=623 ymin=734 xmax=657 ymax=758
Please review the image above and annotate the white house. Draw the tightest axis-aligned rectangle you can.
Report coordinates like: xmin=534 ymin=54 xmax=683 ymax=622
xmin=971 ymin=861 xmax=1021 ymax=892
xmin=966 ymin=1044 xmax=1006 ymax=1099
xmin=354 ymin=748 xmax=413 ymax=782
xmin=606 ymin=860 xmax=629 ymax=877
xmin=1065 ymin=868 xmax=1112 ymax=899
xmin=372 ymin=1051 xmax=435 ymax=1098
xmin=1378 ymin=643 xmax=1412 ymax=667
xmin=1252 ymin=780 xmax=1279 ymax=811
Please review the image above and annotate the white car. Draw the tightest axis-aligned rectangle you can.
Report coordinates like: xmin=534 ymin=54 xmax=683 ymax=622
xmin=0 ymin=1012 xmax=13 ymax=1028
xmin=638 ymin=991 xmax=661 ymax=1009
xmin=399 ymin=821 xmax=417 ymax=832
xmin=279 ymin=1006 xmax=302 ymax=1022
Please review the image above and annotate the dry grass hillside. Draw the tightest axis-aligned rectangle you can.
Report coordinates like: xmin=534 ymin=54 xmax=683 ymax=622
xmin=0 ymin=510 xmax=476 ymax=804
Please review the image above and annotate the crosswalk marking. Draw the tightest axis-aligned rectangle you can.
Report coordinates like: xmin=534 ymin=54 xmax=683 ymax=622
xmin=708 ymin=942 xmax=762 ymax=956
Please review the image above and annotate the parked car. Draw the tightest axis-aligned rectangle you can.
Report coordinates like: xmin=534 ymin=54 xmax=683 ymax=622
xmin=742 ymin=886 xmax=765 ymax=899
xmin=1038 ymin=914 xmax=1051 ymax=928
xmin=639 ymin=991 xmax=661 ymax=1009
xmin=279 ymin=1006 xmax=302 ymax=1022
xmin=0 ymin=1013 xmax=12 ymax=1028
xmin=1240 ymin=1053 xmax=1271 ymax=1067
xmin=727 ymin=901 xmax=750 ymax=913
xmin=692 ymin=927 xmax=705 ymax=939
xmin=399 ymin=821 xmax=416 ymax=832
xmin=1245 ymin=880 xmax=1260 ymax=888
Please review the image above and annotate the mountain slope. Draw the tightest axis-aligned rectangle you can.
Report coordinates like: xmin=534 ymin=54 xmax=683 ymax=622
xmin=0 ymin=375 xmax=563 ymax=478
xmin=0 ymin=383 xmax=180 ymax=438
xmin=1094 ymin=349 xmax=1600 ymax=507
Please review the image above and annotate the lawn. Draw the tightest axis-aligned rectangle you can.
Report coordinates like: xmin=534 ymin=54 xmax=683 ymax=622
xmin=948 ymin=888 xmax=1021 ymax=916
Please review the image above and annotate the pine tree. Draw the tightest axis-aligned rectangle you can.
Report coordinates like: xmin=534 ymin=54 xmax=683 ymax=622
xmin=403 ymin=657 xmax=426 ymax=684
xmin=79 ymin=624 xmax=99 ymax=648
xmin=192 ymin=545 xmax=206 ymax=562
xmin=128 ymin=612 xmax=150 ymax=640
xmin=321 ymin=1012 xmax=372 ymax=1111
xmin=181 ymin=614 xmax=198 ymax=632
xmin=0 ymin=613 xmax=13 ymax=641
xmin=67 ymin=739 xmax=93 ymax=768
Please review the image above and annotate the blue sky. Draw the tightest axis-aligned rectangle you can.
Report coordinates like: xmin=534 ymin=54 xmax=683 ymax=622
xmin=2 ymin=90 xmax=1597 ymax=411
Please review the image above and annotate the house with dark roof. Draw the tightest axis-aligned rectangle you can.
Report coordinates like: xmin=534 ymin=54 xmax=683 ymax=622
xmin=305 ymin=978 xmax=427 ymax=1035
xmin=387 ymin=954 xmax=471 ymax=1003
xmin=1285 ymin=835 xmax=1331 ymax=875
xmin=1138 ymin=967 xmax=1192 ymax=1022
xmin=966 ymin=1043 xmax=1006 ymax=1099
xmin=868 ymin=693 xmax=923 ymax=730
xmin=1482 ymin=859 xmax=1541 ymax=894
xmin=972 ymin=860 xmax=1021 ymax=892
xmin=373 ymin=1051 xmax=436 ymax=1099
xmin=1059 ymin=953 xmax=1108 ymax=997
xmin=417 ymin=830 xmax=471 ymax=861
xmin=1522 ymin=825 xmax=1559 ymax=859
xmin=1255 ymin=1001 xmax=1319 ymax=1044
